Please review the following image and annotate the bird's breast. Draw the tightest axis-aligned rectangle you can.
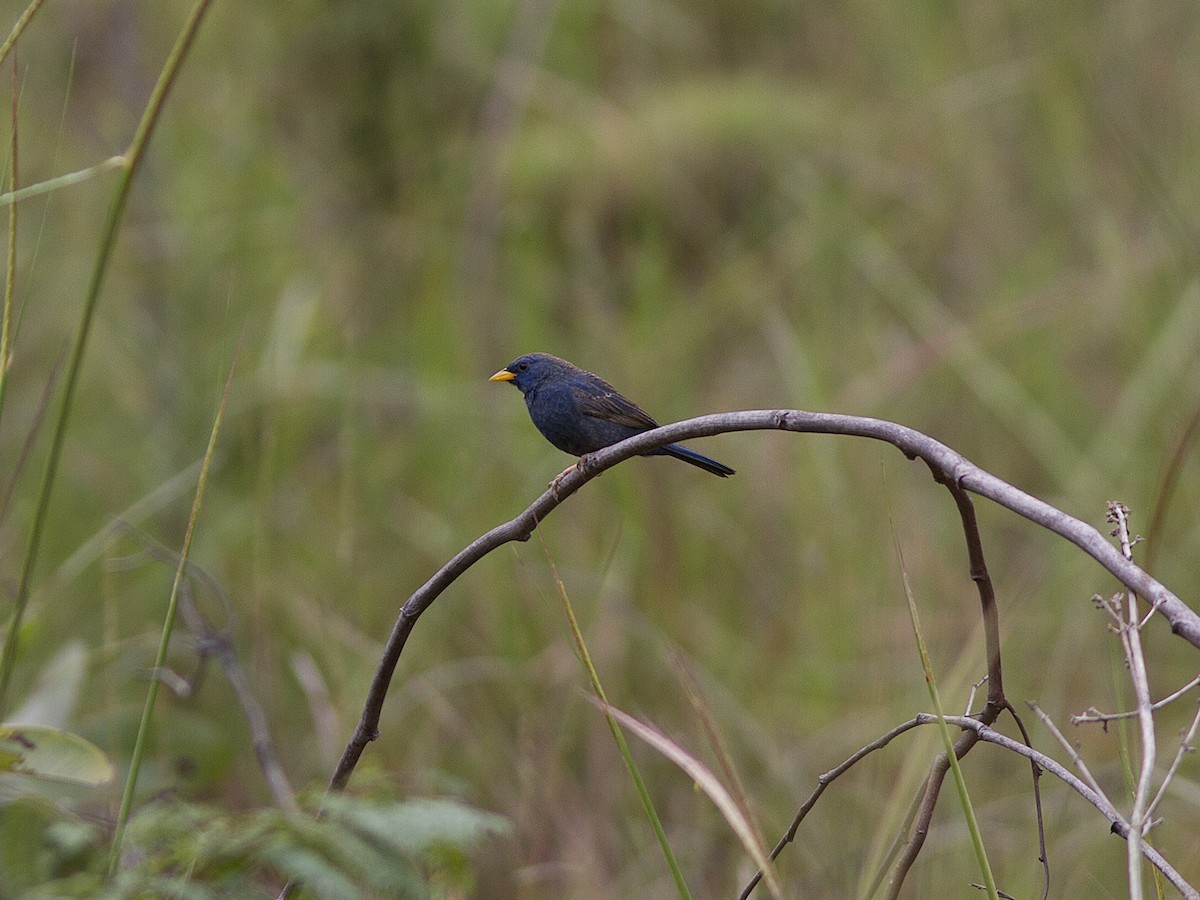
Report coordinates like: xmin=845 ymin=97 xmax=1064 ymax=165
xmin=524 ymin=385 xmax=598 ymax=456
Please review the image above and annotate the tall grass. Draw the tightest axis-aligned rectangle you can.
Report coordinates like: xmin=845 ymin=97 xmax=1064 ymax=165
xmin=0 ymin=0 xmax=1196 ymax=895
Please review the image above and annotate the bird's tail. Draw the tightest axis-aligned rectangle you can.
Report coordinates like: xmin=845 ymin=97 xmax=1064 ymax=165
xmin=656 ymin=442 xmax=735 ymax=477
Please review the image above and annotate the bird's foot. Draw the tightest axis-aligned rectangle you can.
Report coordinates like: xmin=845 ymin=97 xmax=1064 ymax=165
xmin=548 ymin=453 xmax=606 ymax=499
xmin=548 ymin=462 xmax=578 ymax=499
xmin=548 ymin=454 xmax=603 ymax=499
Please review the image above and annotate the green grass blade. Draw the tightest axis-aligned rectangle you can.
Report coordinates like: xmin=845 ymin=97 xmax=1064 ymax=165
xmin=0 ymin=0 xmax=47 ymax=70
xmin=0 ymin=56 xmax=19 ymax=439
xmin=107 ymin=339 xmax=240 ymax=878
xmin=536 ymin=530 xmax=693 ymax=900
xmin=0 ymin=0 xmax=217 ymax=718
xmin=0 ymin=156 xmax=126 ymax=207
xmin=891 ymin=522 xmax=999 ymax=900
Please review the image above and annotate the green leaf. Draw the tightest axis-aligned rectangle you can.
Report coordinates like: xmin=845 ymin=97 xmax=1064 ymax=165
xmin=320 ymin=795 xmax=510 ymax=857
xmin=0 ymin=725 xmax=115 ymax=785
xmin=8 ymin=641 xmax=87 ymax=729
xmin=258 ymin=845 xmax=365 ymax=900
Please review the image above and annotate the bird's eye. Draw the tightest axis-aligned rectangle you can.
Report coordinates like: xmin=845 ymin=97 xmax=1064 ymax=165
xmin=516 ymin=363 xmax=528 ymax=372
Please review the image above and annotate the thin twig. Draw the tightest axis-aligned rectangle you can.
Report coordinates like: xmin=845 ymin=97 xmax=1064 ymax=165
xmin=1146 ymin=695 xmax=1200 ymax=822
xmin=1027 ymin=701 xmax=1115 ymax=815
xmin=965 ymin=675 xmax=988 ymax=716
xmin=742 ymin=713 xmax=1197 ymax=900
xmin=948 ymin=715 xmax=1195 ymax=899
xmin=739 ymin=718 xmax=926 ymax=900
xmin=184 ymin=582 xmax=298 ymax=815
xmin=945 ymin=484 xmax=1004 ymax=708
xmin=1108 ymin=502 xmax=1156 ymax=900
xmin=1000 ymin=706 xmax=1051 ymax=900
xmin=883 ymin=481 xmax=1004 ymax=897
xmin=1073 ymin=674 xmax=1200 ymax=724
xmin=884 ymin=731 xmax=980 ymax=900
xmin=115 ymin=527 xmax=298 ymax=815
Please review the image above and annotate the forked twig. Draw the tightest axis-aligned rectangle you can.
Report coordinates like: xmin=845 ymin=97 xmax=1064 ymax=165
xmin=744 ymin=714 xmax=1196 ymax=900
xmin=1073 ymin=674 xmax=1200 ymax=725
xmin=1027 ymin=701 xmax=1115 ymax=815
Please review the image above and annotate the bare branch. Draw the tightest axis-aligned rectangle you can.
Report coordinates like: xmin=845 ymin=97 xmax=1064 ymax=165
xmin=1108 ymin=502 xmax=1156 ymax=900
xmin=561 ymin=412 xmax=1200 ymax=647
xmin=946 ymin=485 xmax=1004 ymax=709
xmin=884 ymin=729 xmax=980 ymax=900
xmin=739 ymin=717 xmax=925 ymax=900
xmin=328 ymin=410 xmax=1200 ymax=789
xmin=945 ymin=715 xmax=1197 ymax=900
xmin=742 ymin=713 xmax=1197 ymax=900
xmin=885 ymin=482 xmax=1003 ymax=898
xmin=324 ymin=408 xmax=1200 ymax=891
xmin=1147 ymin=695 xmax=1200 ymax=821
xmin=1027 ymin=701 xmax=1115 ymax=815
xmin=1073 ymin=674 xmax=1200 ymax=724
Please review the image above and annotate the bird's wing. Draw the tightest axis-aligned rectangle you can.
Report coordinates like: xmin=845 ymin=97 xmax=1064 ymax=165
xmin=573 ymin=383 xmax=660 ymax=430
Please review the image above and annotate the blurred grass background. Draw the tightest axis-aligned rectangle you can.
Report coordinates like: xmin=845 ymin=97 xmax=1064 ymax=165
xmin=2 ymin=0 xmax=1200 ymax=895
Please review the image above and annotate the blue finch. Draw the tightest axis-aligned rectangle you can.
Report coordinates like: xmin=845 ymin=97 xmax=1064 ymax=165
xmin=490 ymin=353 xmax=734 ymax=477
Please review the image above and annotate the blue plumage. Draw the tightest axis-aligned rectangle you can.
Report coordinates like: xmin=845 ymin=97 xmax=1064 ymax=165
xmin=490 ymin=353 xmax=734 ymax=477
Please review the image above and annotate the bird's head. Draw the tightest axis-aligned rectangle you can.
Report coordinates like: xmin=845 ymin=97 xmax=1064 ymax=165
xmin=489 ymin=353 xmax=571 ymax=394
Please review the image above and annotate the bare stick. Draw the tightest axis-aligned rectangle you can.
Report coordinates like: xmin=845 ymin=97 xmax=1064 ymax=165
xmin=114 ymin=525 xmax=298 ymax=815
xmin=738 ymin=717 xmax=925 ymax=900
xmin=946 ymin=715 xmax=1196 ymax=900
xmin=884 ymin=730 xmax=979 ymax=900
xmin=327 ymin=410 xmax=1199 ymax=793
xmin=1147 ymin=695 xmax=1200 ymax=821
xmin=1073 ymin=674 xmax=1200 ymax=724
xmin=1027 ymin=701 xmax=1115 ymax=815
xmin=1000 ymin=707 xmax=1051 ymax=900
xmin=1108 ymin=502 xmax=1155 ymax=900
xmin=741 ymin=713 xmax=1197 ymax=900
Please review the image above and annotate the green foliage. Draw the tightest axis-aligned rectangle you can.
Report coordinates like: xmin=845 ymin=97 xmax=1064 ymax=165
xmin=6 ymin=794 xmax=508 ymax=899
xmin=0 ymin=0 xmax=1197 ymax=895
xmin=0 ymin=796 xmax=105 ymax=897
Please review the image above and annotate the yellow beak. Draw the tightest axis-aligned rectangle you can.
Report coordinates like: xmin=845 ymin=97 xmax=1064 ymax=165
xmin=489 ymin=369 xmax=516 ymax=382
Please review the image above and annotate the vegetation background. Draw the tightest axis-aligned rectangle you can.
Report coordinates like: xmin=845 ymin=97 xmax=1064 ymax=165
xmin=1 ymin=0 xmax=1198 ymax=896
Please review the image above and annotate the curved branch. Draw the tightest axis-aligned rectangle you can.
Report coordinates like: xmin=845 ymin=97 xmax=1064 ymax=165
xmin=327 ymin=409 xmax=1200 ymax=792
xmin=564 ymin=411 xmax=1199 ymax=646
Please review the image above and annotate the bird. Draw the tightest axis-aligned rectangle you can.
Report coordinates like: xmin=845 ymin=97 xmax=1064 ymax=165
xmin=489 ymin=353 xmax=734 ymax=482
